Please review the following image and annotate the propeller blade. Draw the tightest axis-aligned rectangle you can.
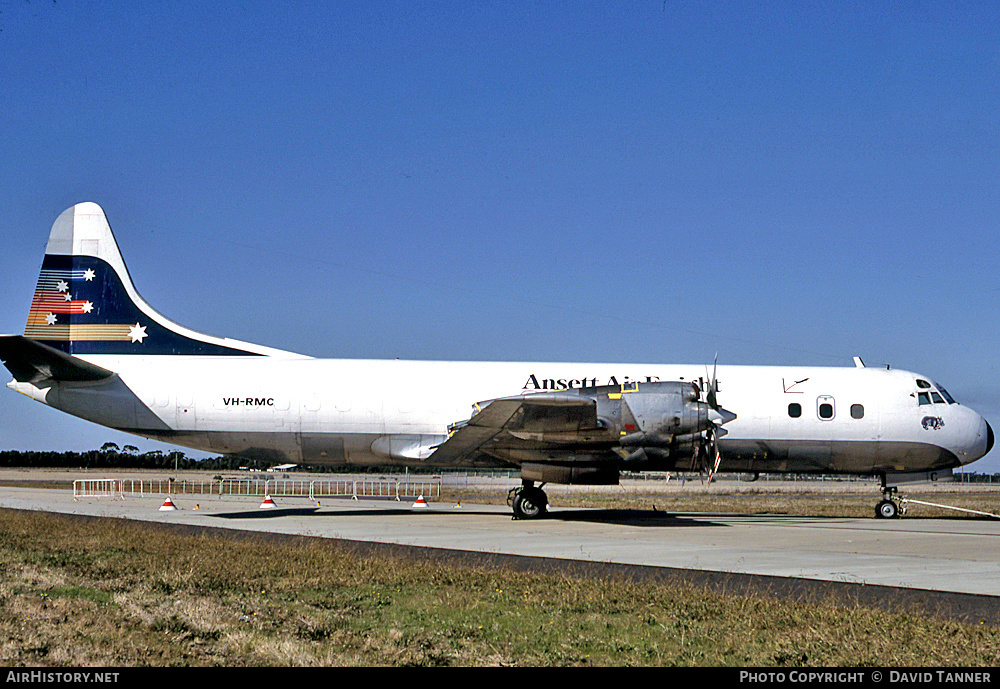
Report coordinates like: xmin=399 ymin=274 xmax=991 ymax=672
xmin=706 ymin=426 xmax=722 ymax=483
xmin=705 ymin=354 xmax=719 ymax=410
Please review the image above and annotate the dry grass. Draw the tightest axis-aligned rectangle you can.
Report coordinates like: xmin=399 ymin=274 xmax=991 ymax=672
xmin=443 ymin=479 xmax=1000 ymax=519
xmin=0 ymin=508 xmax=999 ymax=667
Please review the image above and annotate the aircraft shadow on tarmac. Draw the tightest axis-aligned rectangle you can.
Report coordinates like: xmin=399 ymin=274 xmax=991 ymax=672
xmin=205 ymin=504 xmax=969 ymax=529
xmin=212 ymin=507 xmax=324 ymax=519
xmin=208 ymin=504 xmax=728 ymax=527
xmin=542 ymin=508 xmax=728 ymax=527
xmin=210 ymin=506 xmax=449 ymax=520
xmin=545 ymin=509 xmax=865 ymax=527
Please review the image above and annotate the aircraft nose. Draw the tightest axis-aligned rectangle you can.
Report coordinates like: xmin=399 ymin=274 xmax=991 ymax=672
xmin=966 ymin=416 xmax=994 ymax=464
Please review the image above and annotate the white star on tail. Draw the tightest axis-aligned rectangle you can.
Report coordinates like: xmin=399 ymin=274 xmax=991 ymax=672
xmin=83 ymin=269 xmax=96 ymax=281
xmin=128 ymin=323 xmax=147 ymax=343
xmin=45 ymin=313 xmax=57 ymax=325
xmin=56 ymin=280 xmax=69 ymax=292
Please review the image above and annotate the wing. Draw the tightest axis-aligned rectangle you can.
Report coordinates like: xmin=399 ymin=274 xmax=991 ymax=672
xmin=429 ymin=393 xmax=612 ymax=465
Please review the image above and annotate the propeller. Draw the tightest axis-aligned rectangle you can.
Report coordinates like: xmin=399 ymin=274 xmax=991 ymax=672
xmin=704 ymin=425 xmax=723 ymax=484
xmin=698 ymin=356 xmax=735 ymax=484
xmin=706 ymin=355 xmax=718 ymax=410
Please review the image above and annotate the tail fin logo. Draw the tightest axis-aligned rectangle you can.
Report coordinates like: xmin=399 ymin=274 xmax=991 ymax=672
xmin=23 ymin=251 xmax=253 ymax=356
xmin=25 ymin=261 xmax=145 ymax=344
xmin=21 ymin=203 xmax=284 ymax=358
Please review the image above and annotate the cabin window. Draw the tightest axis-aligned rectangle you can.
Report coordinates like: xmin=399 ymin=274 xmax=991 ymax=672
xmin=851 ymin=404 xmax=864 ymax=419
xmin=788 ymin=403 xmax=802 ymax=418
xmin=918 ymin=392 xmax=932 ymax=405
xmin=817 ymin=395 xmax=835 ymax=420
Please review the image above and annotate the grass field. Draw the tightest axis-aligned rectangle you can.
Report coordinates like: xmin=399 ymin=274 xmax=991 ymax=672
xmin=1 ymin=505 xmax=999 ymax=667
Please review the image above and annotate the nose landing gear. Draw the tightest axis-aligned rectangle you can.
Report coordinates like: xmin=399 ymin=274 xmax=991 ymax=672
xmin=876 ymin=497 xmax=900 ymax=519
xmin=875 ymin=483 xmax=905 ymax=519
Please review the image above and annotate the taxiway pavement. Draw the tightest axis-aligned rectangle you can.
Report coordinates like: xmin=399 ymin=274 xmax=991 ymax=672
xmin=1 ymin=486 xmax=998 ymax=597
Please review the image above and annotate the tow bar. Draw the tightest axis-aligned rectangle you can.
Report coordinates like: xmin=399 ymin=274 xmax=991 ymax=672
xmin=899 ymin=497 xmax=1000 ymax=520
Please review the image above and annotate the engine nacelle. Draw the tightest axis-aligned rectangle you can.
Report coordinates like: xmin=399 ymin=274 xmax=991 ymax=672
xmin=472 ymin=380 xmax=736 ymax=481
xmin=584 ymin=381 xmax=723 ymax=439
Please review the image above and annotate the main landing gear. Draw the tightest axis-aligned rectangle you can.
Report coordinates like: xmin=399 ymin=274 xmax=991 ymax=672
xmin=508 ymin=481 xmax=548 ymax=520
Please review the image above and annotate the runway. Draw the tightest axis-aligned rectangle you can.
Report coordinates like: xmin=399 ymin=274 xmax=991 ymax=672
xmin=1 ymin=484 xmax=999 ymax=599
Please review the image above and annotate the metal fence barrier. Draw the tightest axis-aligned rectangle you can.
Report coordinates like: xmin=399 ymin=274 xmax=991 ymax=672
xmin=73 ymin=476 xmax=441 ymax=501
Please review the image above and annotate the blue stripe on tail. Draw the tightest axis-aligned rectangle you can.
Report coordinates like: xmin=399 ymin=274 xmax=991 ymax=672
xmin=24 ymin=254 xmax=259 ymax=356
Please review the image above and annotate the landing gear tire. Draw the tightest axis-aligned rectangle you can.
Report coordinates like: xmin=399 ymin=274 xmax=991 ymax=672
xmin=875 ymin=499 xmax=899 ymax=519
xmin=876 ymin=478 xmax=903 ymax=519
xmin=511 ymin=486 xmax=548 ymax=520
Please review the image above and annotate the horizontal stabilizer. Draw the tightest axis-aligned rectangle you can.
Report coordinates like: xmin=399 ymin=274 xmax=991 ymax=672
xmin=0 ymin=334 xmax=114 ymax=383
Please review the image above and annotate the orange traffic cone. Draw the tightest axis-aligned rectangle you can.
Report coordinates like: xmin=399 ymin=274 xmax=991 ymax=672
xmin=260 ymin=495 xmax=276 ymax=509
xmin=159 ymin=497 xmax=178 ymax=511
xmin=411 ymin=495 xmax=428 ymax=509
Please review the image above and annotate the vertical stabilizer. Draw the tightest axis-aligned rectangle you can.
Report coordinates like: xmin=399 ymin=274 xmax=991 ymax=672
xmin=23 ymin=203 xmax=299 ymax=357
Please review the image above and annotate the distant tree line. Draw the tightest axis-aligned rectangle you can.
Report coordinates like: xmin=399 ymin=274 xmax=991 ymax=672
xmin=0 ymin=443 xmax=274 ymax=471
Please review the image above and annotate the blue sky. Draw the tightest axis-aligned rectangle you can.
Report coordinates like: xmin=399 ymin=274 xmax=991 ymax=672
xmin=1 ymin=2 xmax=998 ymax=470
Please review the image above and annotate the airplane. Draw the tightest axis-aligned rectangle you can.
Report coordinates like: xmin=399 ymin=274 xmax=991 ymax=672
xmin=0 ymin=203 xmax=993 ymax=520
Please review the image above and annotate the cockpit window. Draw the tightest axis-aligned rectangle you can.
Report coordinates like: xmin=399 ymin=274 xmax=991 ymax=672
xmin=914 ymin=378 xmax=958 ymax=405
xmin=935 ymin=383 xmax=957 ymax=404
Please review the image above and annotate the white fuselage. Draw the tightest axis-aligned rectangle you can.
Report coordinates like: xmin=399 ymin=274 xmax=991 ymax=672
xmin=16 ymin=356 xmax=991 ymax=475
